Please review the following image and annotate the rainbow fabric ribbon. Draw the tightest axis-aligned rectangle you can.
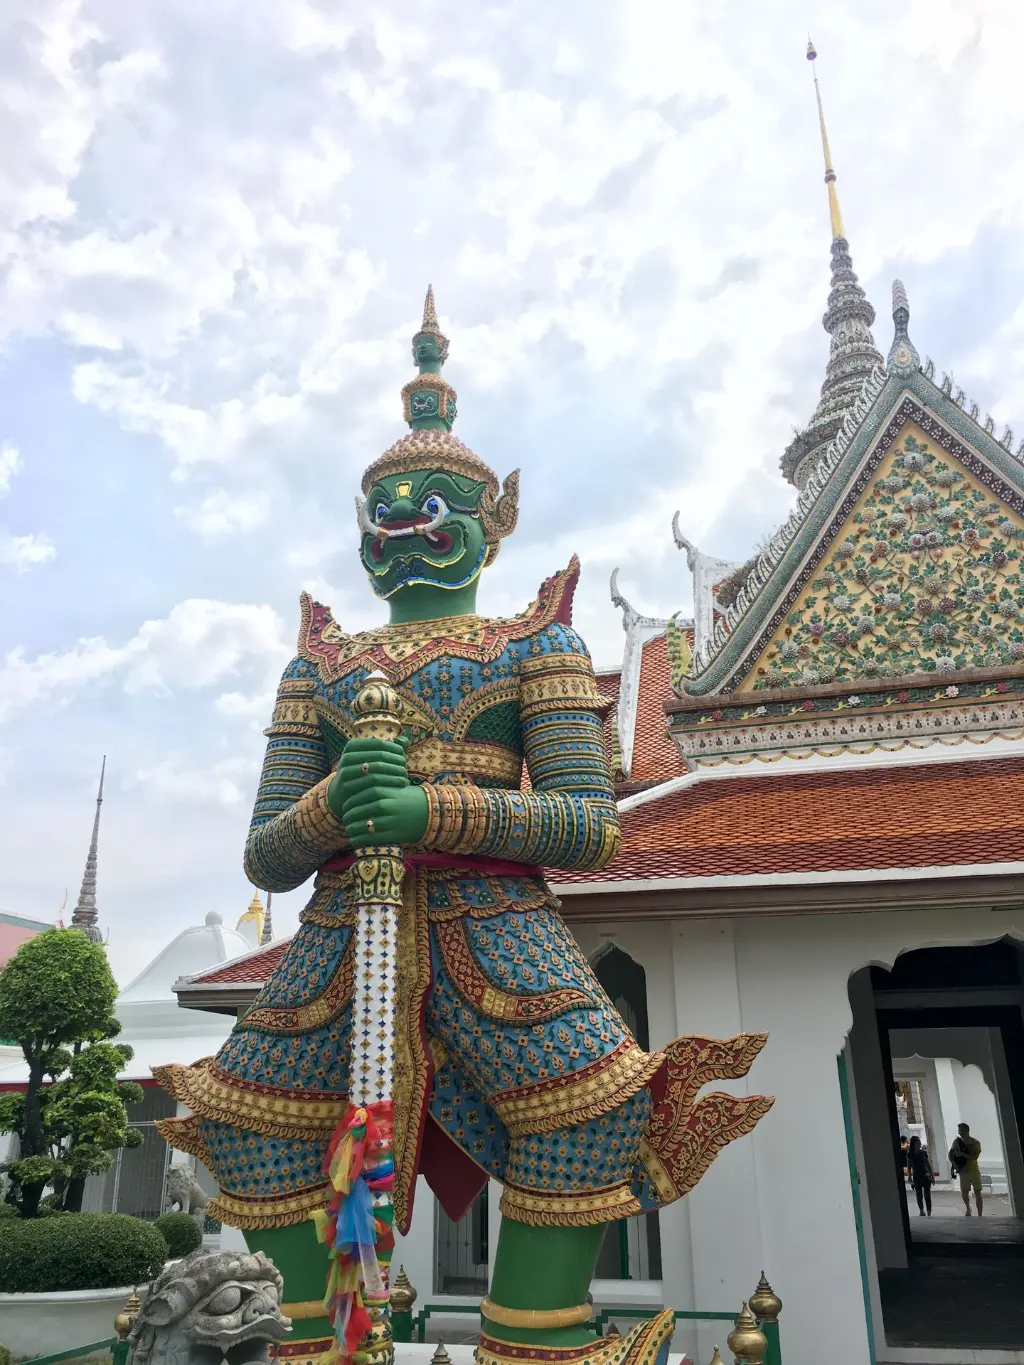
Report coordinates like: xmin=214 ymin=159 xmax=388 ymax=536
xmin=314 ymin=1100 xmax=395 ymax=1364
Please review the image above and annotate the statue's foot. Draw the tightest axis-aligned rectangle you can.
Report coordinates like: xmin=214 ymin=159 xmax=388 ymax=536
xmin=477 ymin=1309 xmax=675 ymax=1365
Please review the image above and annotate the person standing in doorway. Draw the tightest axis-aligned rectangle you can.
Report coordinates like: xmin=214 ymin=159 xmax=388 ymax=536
xmin=949 ymin=1122 xmax=983 ymax=1217
xmin=908 ymin=1135 xmax=933 ymax=1216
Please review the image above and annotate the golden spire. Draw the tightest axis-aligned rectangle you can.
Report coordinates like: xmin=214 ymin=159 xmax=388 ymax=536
xmin=236 ymin=890 xmax=264 ymax=941
xmin=806 ymin=40 xmax=845 ymax=241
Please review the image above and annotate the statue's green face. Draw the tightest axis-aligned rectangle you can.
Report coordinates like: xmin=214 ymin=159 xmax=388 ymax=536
xmin=357 ymin=467 xmax=488 ymax=599
xmin=412 ymin=334 xmax=442 ymax=369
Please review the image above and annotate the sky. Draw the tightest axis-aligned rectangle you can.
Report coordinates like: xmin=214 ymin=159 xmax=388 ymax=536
xmin=2 ymin=0 xmax=1024 ymax=983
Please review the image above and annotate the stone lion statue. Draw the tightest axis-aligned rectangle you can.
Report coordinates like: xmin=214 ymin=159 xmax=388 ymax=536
xmin=164 ymin=1164 xmax=210 ymax=1232
xmin=126 ymin=1249 xmax=291 ymax=1365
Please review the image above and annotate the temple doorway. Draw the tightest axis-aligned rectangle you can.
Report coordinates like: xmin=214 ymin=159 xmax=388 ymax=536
xmin=591 ymin=944 xmax=662 ymax=1282
xmin=846 ymin=940 xmax=1024 ymax=1356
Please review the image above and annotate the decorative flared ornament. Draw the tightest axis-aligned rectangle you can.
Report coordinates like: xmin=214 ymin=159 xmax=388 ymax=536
xmin=431 ymin=1344 xmax=452 ymax=1365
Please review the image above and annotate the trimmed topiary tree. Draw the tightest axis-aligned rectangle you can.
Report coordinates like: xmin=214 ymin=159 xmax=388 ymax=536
xmin=0 ymin=929 xmax=143 ymax=1216
xmin=0 ymin=1211 xmax=166 ymax=1293
xmin=154 ymin=1210 xmax=204 ymax=1259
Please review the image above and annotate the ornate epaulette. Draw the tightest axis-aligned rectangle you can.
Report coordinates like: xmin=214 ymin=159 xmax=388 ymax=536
xmin=296 ymin=556 xmax=581 ymax=682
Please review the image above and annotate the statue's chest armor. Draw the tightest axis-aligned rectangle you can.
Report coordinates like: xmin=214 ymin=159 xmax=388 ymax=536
xmin=311 ymin=644 xmax=525 ymax=773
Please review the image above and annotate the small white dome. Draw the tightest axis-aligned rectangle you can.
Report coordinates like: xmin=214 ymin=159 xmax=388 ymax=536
xmin=117 ymin=911 xmax=249 ymax=1005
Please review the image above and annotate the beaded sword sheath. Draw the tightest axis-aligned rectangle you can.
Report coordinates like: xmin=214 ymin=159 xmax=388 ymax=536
xmin=317 ymin=672 xmax=403 ymax=1365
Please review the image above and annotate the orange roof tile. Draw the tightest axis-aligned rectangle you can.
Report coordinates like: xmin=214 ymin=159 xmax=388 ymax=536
xmin=630 ymin=634 xmax=686 ymax=784
xmin=552 ymin=756 xmax=1024 ymax=883
xmin=186 ymin=940 xmax=289 ymax=985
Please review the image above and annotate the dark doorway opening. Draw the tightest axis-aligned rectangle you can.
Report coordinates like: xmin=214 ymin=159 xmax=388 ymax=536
xmin=592 ymin=944 xmax=662 ymax=1281
xmin=848 ymin=940 xmax=1024 ymax=1352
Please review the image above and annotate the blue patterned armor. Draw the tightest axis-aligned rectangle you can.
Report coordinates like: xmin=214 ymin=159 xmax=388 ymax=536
xmin=156 ymin=561 xmax=669 ymax=1233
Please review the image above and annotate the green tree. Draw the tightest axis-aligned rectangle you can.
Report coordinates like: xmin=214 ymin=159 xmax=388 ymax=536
xmin=0 ymin=930 xmax=143 ymax=1217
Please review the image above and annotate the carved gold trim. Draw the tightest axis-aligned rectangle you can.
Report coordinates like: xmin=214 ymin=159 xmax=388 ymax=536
xmin=407 ymin=737 xmax=521 ymax=784
xmin=499 ymin=1181 xmax=641 ymax=1226
xmin=206 ymin=1184 xmax=327 ymax=1230
xmin=481 ymin=1298 xmax=592 ymax=1329
xmin=154 ymin=1058 xmax=346 ymax=1138
xmin=491 ymin=1041 xmax=663 ymax=1137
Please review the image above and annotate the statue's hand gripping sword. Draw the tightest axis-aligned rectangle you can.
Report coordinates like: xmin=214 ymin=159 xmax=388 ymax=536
xmin=320 ymin=671 xmax=405 ymax=1365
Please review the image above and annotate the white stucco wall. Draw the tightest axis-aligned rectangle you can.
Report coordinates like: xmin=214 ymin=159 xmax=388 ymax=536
xmin=573 ymin=902 xmax=1024 ymax=1365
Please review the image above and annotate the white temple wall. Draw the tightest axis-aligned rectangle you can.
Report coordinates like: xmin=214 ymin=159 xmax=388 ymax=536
xmin=573 ymin=900 xmax=1024 ymax=1365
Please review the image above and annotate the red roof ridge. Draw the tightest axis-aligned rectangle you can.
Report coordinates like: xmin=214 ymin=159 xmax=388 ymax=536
xmin=177 ymin=937 xmax=291 ymax=987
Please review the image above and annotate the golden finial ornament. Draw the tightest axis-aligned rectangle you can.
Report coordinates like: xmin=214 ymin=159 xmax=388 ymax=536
xmin=708 ymin=1348 xmax=726 ymax=1365
xmin=352 ymin=671 xmax=404 ymax=743
xmin=806 ymin=40 xmax=845 ymax=240
xmin=748 ymin=1271 xmax=782 ymax=1324
xmin=114 ymin=1287 xmax=141 ymax=1341
xmin=727 ymin=1302 xmax=767 ymax=1365
xmin=389 ymin=1264 xmax=417 ymax=1313
xmin=431 ymin=1343 xmax=452 ymax=1365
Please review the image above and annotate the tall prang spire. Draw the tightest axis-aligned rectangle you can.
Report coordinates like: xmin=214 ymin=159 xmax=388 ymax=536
xmin=260 ymin=891 xmax=273 ymax=946
xmin=71 ymin=757 xmax=106 ymax=945
xmin=780 ymin=42 xmax=883 ymax=490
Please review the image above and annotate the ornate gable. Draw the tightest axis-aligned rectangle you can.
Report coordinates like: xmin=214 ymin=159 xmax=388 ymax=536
xmin=740 ymin=414 xmax=1024 ymax=691
xmin=681 ymin=364 xmax=1024 ymax=699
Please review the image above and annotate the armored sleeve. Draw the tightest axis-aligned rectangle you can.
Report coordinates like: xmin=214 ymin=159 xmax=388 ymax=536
xmin=242 ymin=660 xmax=349 ymax=893
xmin=421 ymin=623 xmax=620 ymax=871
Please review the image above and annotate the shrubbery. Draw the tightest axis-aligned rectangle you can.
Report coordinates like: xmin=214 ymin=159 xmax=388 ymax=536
xmin=0 ymin=1211 xmax=165 ymax=1292
xmin=154 ymin=1211 xmax=203 ymax=1259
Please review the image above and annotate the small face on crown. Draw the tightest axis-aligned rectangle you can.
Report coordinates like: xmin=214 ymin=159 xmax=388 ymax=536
xmin=412 ymin=331 xmax=448 ymax=369
xmin=356 ymin=467 xmax=487 ymax=599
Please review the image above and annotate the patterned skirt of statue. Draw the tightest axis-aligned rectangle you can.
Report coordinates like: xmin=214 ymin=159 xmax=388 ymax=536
xmin=156 ymin=860 xmax=771 ymax=1235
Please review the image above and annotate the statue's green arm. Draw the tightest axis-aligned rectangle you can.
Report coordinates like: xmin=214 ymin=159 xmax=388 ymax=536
xmin=422 ymin=623 xmax=620 ymax=872
xmin=242 ymin=659 xmax=349 ymax=893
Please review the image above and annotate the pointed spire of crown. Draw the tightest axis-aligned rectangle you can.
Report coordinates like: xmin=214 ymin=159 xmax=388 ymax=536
xmin=402 ymin=285 xmax=457 ymax=432
xmin=780 ymin=43 xmax=883 ymax=490
xmin=71 ymin=757 xmax=106 ymax=945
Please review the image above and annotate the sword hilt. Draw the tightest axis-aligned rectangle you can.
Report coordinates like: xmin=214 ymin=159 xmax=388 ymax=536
xmin=351 ymin=671 xmax=405 ymax=907
xmin=352 ymin=670 xmax=404 ymax=743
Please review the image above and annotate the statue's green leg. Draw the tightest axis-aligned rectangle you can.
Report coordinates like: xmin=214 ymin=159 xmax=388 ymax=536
xmin=244 ymin=1223 xmax=332 ymax=1343
xmin=486 ymin=1216 xmax=606 ymax=1347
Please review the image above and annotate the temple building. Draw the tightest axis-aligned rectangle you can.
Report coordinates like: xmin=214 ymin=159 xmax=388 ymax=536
xmin=164 ymin=50 xmax=1024 ymax=1365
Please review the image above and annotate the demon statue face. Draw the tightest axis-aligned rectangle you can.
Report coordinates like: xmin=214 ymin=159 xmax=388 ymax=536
xmin=126 ymin=1249 xmax=291 ymax=1365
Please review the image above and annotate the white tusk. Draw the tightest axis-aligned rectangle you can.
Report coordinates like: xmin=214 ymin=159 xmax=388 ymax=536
xmin=354 ymin=496 xmax=448 ymax=541
xmin=355 ymin=497 xmax=378 ymax=538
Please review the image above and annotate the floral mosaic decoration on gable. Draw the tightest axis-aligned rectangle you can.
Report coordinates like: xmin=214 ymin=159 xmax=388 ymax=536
xmin=757 ymin=433 xmax=1024 ymax=688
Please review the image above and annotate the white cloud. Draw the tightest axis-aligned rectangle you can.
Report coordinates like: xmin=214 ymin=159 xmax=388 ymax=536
xmin=0 ymin=598 xmax=289 ymax=722
xmin=132 ymin=754 xmax=256 ymax=809
xmin=175 ymin=489 xmax=271 ymax=535
xmin=0 ymin=443 xmax=21 ymax=494
xmin=0 ymin=531 xmax=56 ymax=573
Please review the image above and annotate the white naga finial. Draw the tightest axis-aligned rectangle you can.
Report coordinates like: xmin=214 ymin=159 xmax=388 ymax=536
xmin=672 ymin=515 xmax=741 ymax=660
xmin=609 ymin=568 xmax=640 ymax=632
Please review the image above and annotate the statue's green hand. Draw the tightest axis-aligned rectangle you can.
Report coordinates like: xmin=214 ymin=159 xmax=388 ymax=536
xmin=337 ymin=737 xmax=428 ymax=846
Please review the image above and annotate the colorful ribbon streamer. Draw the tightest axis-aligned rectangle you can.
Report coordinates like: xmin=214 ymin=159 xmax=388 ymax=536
xmin=314 ymin=1100 xmax=396 ymax=1363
